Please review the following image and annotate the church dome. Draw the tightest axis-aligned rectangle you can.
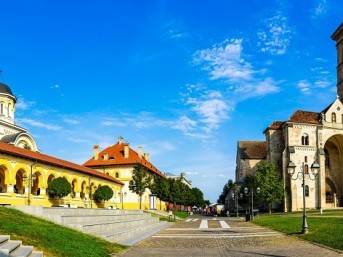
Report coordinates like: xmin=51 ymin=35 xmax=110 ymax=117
xmin=0 ymin=82 xmax=14 ymax=96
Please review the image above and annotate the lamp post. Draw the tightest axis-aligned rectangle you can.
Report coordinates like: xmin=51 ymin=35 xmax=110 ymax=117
xmin=244 ymin=186 xmax=260 ymax=221
xmin=23 ymin=166 xmax=37 ymax=206
xmin=287 ymin=161 xmax=319 ymax=234
xmin=232 ymin=192 xmax=243 ymax=217
xmin=118 ymin=191 xmax=127 ymax=209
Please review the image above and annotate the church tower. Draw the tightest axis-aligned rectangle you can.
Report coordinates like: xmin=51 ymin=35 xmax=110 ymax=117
xmin=332 ymin=23 xmax=343 ymax=98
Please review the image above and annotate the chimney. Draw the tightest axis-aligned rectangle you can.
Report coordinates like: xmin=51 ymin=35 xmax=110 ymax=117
xmin=144 ymin=153 xmax=150 ymax=161
xmin=94 ymin=145 xmax=99 ymax=160
xmin=118 ymin=136 xmax=123 ymax=145
xmin=124 ymin=144 xmax=129 ymax=158
xmin=103 ymin=153 xmax=108 ymax=160
xmin=138 ymin=146 xmax=142 ymax=158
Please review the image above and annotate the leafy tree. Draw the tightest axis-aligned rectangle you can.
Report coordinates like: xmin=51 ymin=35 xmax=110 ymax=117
xmin=240 ymin=173 xmax=259 ymax=209
xmin=48 ymin=177 xmax=71 ymax=198
xmin=255 ymin=161 xmax=284 ymax=213
xmin=190 ymin=187 xmax=205 ymax=207
xmin=93 ymin=185 xmax=114 ymax=202
xmin=149 ymin=175 xmax=169 ymax=210
xmin=129 ymin=163 xmax=151 ymax=209
xmin=217 ymin=179 xmax=233 ymax=204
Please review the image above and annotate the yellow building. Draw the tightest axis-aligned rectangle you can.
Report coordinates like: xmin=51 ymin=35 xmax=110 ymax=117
xmin=83 ymin=137 xmax=167 ymax=210
xmin=0 ymin=83 xmax=123 ymax=208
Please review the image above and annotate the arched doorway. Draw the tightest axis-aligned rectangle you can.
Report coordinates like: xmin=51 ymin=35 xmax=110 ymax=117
xmin=15 ymin=169 xmax=26 ymax=194
xmin=326 ymin=178 xmax=336 ymax=206
xmin=0 ymin=169 xmax=5 ymax=193
xmin=81 ymin=181 xmax=87 ymax=199
xmin=324 ymin=135 xmax=343 ymax=207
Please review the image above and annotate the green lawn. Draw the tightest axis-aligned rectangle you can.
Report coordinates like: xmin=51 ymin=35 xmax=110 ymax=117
xmin=173 ymin=211 xmax=190 ymax=219
xmin=253 ymin=210 xmax=343 ymax=250
xmin=0 ymin=207 xmax=127 ymax=257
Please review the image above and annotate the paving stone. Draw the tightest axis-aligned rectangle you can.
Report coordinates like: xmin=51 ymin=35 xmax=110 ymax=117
xmin=116 ymin=215 xmax=343 ymax=257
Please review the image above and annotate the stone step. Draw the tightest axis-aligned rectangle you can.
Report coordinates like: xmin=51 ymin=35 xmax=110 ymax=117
xmin=74 ymin=216 xmax=160 ymax=234
xmin=0 ymin=236 xmax=43 ymax=257
xmin=0 ymin=240 xmax=21 ymax=255
xmin=13 ymin=206 xmax=170 ymax=246
xmin=95 ymin=221 xmax=169 ymax=244
xmin=9 ymin=245 xmax=33 ymax=256
xmin=59 ymin=213 xmax=150 ymax=224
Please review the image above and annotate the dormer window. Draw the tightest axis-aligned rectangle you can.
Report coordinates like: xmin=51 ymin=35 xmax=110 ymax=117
xmin=332 ymin=112 xmax=336 ymax=123
xmin=301 ymin=134 xmax=309 ymax=145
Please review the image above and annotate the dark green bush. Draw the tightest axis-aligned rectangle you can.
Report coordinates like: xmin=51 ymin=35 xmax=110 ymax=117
xmin=93 ymin=185 xmax=113 ymax=202
xmin=48 ymin=177 xmax=72 ymax=198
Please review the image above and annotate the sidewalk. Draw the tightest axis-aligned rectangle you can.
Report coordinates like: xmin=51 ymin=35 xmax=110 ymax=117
xmin=117 ymin=215 xmax=343 ymax=257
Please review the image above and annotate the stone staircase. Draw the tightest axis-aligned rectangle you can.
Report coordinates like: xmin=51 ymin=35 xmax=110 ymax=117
xmin=0 ymin=235 xmax=43 ymax=257
xmin=14 ymin=206 xmax=171 ymax=246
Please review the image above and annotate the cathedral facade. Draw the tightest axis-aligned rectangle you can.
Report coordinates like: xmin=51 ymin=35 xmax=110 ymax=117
xmin=236 ymin=23 xmax=343 ymax=212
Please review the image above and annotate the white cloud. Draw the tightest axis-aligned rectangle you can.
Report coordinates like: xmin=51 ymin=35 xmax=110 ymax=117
xmin=16 ymin=98 xmax=36 ymax=110
xmin=314 ymin=0 xmax=328 ymax=16
xmin=234 ymin=77 xmax=280 ymax=98
xmin=257 ymin=15 xmax=291 ymax=55
xmin=17 ymin=118 xmax=62 ymax=131
xmin=297 ymin=80 xmax=311 ymax=94
xmin=194 ymin=39 xmax=254 ymax=82
xmin=67 ymin=138 xmax=90 ymax=143
xmin=63 ymin=118 xmax=80 ymax=125
xmin=314 ymin=80 xmax=331 ymax=88
xmin=188 ymin=91 xmax=230 ymax=131
xmin=172 ymin=116 xmax=197 ymax=132
xmin=101 ymin=119 xmax=126 ymax=127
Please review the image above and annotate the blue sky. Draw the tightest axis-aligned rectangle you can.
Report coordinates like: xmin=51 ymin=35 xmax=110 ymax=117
xmin=0 ymin=1 xmax=342 ymax=202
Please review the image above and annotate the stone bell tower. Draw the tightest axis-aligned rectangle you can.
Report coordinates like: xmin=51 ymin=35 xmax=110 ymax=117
xmin=332 ymin=23 xmax=343 ymax=98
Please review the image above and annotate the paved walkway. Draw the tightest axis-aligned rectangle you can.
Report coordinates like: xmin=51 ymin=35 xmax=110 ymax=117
xmin=117 ymin=215 xmax=343 ymax=257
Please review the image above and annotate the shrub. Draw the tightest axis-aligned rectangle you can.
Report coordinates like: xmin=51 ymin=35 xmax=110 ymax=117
xmin=93 ymin=185 xmax=114 ymax=202
xmin=48 ymin=177 xmax=72 ymax=198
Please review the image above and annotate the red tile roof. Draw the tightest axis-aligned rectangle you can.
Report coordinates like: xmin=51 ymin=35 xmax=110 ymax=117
xmin=288 ymin=110 xmax=321 ymax=124
xmin=0 ymin=141 xmax=123 ymax=185
xmin=238 ymin=141 xmax=267 ymax=159
xmin=263 ymin=121 xmax=284 ymax=133
xmin=83 ymin=142 xmax=165 ymax=178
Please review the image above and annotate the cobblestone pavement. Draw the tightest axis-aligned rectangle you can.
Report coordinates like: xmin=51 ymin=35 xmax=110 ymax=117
xmin=117 ymin=215 xmax=343 ymax=257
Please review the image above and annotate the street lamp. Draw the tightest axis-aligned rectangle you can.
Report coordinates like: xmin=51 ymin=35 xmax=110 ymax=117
xmin=232 ymin=192 xmax=243 ymax=217
xmin=287 ymin=161 xmax=319 ymax=234
xmin=23 ymin=169 xmax=37 ymax=206
xmin=244 ymin=186 xmax=260 ymax=221
xmin=118 ymin=191 xmax=127 ymax=209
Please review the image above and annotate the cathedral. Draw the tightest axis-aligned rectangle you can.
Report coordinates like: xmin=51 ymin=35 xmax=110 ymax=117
xmin=236 ymin=23 xmax=343 ymax=212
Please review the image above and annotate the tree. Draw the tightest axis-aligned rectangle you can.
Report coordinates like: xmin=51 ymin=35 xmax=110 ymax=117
xmin=93 ymin=185 xmax=114 ymax=202
xmin=149 ymin=175 xmax=169 ymax=210
xmin=255 ymin=161 xmax=284 ymax=214
xmin=129 ymin=163 xmax=151 ymax=209
xmin=217 ymin=179 xmax=233 ymax=204
xmin=48 ymin=177 xmax=71 ymax=198
xmin=191 ymin=187 xmax=205 ymax=208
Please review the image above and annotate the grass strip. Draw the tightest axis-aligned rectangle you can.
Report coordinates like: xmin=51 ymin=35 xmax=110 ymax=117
xmin=253 ymin=212 xmax=343 ymax=250
xmin=0 ymin=207 xmax=128 ymax=257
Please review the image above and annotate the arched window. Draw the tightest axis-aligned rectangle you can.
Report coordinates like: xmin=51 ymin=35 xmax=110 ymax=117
xmin=332 ymin=112 xmax=336 ymax=123
xmin=0 ymin=102 xmax=4 ymax=115
xmin=304 ymin=164 xmax=309 ymax=174
xmin=305 ymin=185 xmax=309 ymax=197
xmin=301 ymin=134 xmax=309 ymax=145
xmin=115 ymin=172 xmax=119 ymax=179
